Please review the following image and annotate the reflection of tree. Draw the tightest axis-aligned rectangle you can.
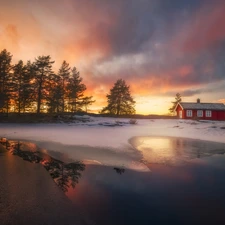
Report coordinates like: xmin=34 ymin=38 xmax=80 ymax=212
xmin=114 ymin=167 xmax=125 ymax=175
xmin=56 ymin=164 xmax=69 ymax=193
xmin=10 ymin=141 xmax=85 ymax=192
xmin=44 ymin=160 xmax=85 ymax=192
xmin=13 ymin=141 xmax=42 ymax=163
xmin=65 ymin=163 xmax=85 ymax=188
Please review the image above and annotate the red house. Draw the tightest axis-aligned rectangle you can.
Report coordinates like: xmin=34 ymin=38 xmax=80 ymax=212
xmin=174 ymin=99 xmax=225 ymax=120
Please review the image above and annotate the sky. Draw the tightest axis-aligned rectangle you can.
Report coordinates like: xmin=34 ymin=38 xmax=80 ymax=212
xmin=0 ymin=0 xmax=225 ymax=115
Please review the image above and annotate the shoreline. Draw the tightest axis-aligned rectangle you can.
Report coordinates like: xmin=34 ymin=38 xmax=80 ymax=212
xmin=1 ymin=119 xmax=225 ymax=147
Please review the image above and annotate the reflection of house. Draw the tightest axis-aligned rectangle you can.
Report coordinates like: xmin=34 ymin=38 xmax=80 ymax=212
xmin=174 ymin=99 xmax=225 ymax=120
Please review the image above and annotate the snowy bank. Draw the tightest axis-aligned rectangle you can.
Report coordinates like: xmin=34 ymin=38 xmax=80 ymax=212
xmin=1 ymin=118 xmax=225 ymax=146
xmin=1 ymin=117 xmax=225 ymax=171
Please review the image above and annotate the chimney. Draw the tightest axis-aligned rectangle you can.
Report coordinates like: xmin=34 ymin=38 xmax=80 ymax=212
xmin=197 ymin=98 xmax=200 ymax=103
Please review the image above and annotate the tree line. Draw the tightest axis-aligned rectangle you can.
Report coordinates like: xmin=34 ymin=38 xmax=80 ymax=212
xmin=0 ymin=49 xmax=136 ymax=116
xmin=0 ymin=49 xmax=95 ymax=114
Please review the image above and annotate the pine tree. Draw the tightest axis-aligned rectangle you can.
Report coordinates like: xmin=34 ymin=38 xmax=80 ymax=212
xmin=33 ymin=56 xmax=54 ymax=113
xmin=12 ymin=60 xmax=26 ymax=113
xmin=67 ymin=67 xmax=86 ymax=113
xmin=101 ymin=79 xmax=135 ymax=116
xmin=169 ymin=93 xmax=182 ymax=113
xmin=58 ymin=61 xmax=70 ymax=112
xmin=82 ymin=96 xmax=95 ymax=113
xmin=0 ymin=49 xmax=13 ymax=114
xmin=46 ymin=73 xmax=63 ymax=113
xmin=21 ymin=61 xmax=36 ymax=112
xmin=11 ymin=60 xmax=35 ymax=113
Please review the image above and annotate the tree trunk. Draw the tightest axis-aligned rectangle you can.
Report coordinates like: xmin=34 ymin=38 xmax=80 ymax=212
xmin=18 ymin=91 xmax=21 ymax=114
xmin=6 ymin=100 xmax=9 ymax=117
xmin=37 ymin=89 xmax=41 ymax=114
xmin=37 ymin=80 xmax=42 ymax=114
xmin=62 ymin=80 xmax=65 ymax=113
xmin=116 ymin=99 xmax=121 ymax=116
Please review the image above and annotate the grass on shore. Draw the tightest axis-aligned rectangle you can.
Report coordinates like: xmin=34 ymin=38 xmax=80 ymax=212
xmin=0 ymin=112 xmax=176 ymax=123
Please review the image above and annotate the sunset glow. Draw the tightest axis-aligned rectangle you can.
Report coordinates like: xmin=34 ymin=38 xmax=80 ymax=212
xmin=1 ymin=0 xmax=225 ymax=114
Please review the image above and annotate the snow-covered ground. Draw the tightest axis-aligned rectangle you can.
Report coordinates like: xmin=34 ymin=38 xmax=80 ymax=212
xmin=1 ymin=116 xmax=225 ymax=171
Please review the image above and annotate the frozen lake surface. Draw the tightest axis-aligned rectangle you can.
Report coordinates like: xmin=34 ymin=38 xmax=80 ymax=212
xmin=63 ymin=136 xmax=225 ymax=225
xmin=9 ymin=136 xmax=225 ymax=225
xmin=1 ymin=117 xmax=225 ymax=224
xmin=1 ymin=117 xmax=225 ymax=170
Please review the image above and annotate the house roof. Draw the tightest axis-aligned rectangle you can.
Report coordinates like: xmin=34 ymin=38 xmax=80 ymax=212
xmin=176 ymin=102 xmax=225 ymax=111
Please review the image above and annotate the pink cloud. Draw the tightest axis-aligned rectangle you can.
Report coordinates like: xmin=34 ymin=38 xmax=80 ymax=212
xmin=182 ymin=2 xmax=225 ymax=53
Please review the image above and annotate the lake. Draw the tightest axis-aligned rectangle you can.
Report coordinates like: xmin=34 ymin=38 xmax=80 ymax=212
xmin=6 ymin=136 xmax=225 ymax=225
xmin=65 ymin=137 xmax=225 ymax=225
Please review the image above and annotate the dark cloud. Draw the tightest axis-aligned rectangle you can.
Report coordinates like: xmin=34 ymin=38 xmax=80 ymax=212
xmin=162 ymin=80 xmax=225 ymax=97
xmin=83 ymin=0 xmax=225 ymax=93
xmin=55 ymin=0 xmax=207 ymax=58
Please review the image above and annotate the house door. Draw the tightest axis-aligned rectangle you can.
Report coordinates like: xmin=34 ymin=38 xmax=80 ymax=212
xmin=179 ymin=111 xmax=182 ymax=118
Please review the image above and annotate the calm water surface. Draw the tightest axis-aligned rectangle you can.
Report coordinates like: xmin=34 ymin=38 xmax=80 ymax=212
xmin=65 ymin=137 xmax=225 ymax=225
xmin=8 ymin=137 xmax=225 ymax=225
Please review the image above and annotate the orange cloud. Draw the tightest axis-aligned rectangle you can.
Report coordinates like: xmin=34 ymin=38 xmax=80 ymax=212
xmin=218 ymin=99 xmax=225 ymax=104
xmin=0 ymin=6 xmax=44 ymax=62
xmin=1 ymin=24 xmax=20 ymax=51
xmin=61 ymin=26 xmax=114 ymax=65
xmin=84 ymin=62 xmax=199 ymax=104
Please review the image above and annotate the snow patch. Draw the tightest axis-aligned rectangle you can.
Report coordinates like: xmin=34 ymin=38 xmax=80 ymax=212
xmin=1 ymin=117 xmax=225 ymax=171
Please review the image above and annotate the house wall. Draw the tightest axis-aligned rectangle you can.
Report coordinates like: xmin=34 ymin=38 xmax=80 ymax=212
xmin=181 ymin=109 xmax=225 ymax=120
xmin=175 ymin=105 xmax=184 ymax=118
xmin=217 ymin=111 xmax=225 ymax=120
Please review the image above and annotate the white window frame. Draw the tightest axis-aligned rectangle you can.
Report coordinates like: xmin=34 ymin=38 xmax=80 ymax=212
xmin=186 ymin=110 xmax=192 ymax=117
xmin=205 ymin=110 xmax=212 ymax=117
xmin=197 ymin=110 xmax=203 ymax=117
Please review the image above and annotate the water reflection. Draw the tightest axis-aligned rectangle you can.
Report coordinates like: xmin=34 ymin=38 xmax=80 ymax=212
xmin=8 ymin=140 xmax=85 ymax=192
xmin=129 ymin=136 xmax=225 ymax=165
xmin=3 ymin=137 xmax=225 ymax=225
xmin=68 ymin=157 xmax=225 ymax=225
